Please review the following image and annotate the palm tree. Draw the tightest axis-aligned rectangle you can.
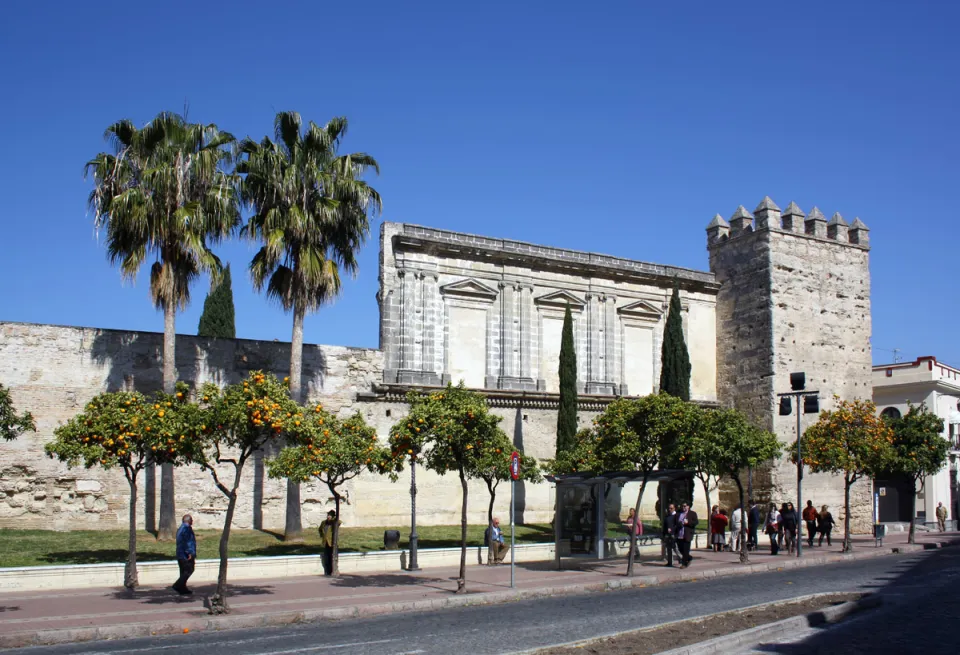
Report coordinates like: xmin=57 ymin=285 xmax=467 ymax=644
xmin=86 ymin=112 xmax=240 ymax=540
xmin=238 ymin=112 xmax=381 ymax=541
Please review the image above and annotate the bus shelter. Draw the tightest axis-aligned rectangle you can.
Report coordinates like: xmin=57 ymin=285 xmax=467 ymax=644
xmin=547 ymin=469 xmax=695 ymax=569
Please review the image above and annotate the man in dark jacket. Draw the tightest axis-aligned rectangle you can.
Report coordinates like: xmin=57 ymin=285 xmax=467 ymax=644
xmin=662 ymin=503 xmax=679 ymax=567
xmin=676 ymin=502 xmax=699 ymax=568
xmin=173 ymin=514 xmax=196 ymax=595
xmin=781 ymin=502 xmax=799 ymax=554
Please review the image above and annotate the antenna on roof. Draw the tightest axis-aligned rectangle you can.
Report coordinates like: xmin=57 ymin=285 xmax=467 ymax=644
xmin=893 ymin=348 xmax=902 ymax=363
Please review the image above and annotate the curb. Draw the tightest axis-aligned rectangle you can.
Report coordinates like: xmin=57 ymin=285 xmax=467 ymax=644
xmin=652 ymin=593 xmax=883 ymax=655
xmin=0 ymin=542 xmax=940 ymax=650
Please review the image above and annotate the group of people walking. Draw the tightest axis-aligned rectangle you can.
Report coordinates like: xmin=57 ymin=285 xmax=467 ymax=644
xmin=653 ymin=498 xmax=837 ymax=568
xmin=764 ymin=500 xmax=834 ymax=555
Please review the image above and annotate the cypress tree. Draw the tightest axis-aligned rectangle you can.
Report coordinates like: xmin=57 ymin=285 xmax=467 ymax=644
xmin=198 ymin=264 xmax=236 ymax=339
xmin=556 ymin=304 xmax=578 ymax=457
xmin=659 ymin=282 xmax=690 ymax=401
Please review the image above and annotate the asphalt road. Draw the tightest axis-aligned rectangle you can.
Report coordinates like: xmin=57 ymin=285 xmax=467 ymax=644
xmin=744 ymin=544 xmax=960 ymax=654
xmin=1 ymin=550 xmax=951 ymax=655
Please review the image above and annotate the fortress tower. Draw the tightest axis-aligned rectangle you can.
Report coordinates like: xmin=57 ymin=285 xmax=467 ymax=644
xmin=708 ymin=197 xmax=873 ymax=529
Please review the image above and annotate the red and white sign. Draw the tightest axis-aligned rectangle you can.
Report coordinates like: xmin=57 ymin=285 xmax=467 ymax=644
xmin=510 ymin=451 xmax=520 ymax=480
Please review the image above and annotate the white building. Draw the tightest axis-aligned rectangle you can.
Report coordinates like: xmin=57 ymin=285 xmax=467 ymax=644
xmin=872 ymin=356 xmax=960 ymax=526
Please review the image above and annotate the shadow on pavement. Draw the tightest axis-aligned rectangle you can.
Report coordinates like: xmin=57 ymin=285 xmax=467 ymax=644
xmin=112 ymin=583 xmax=274 ymax=605
xmin=328 ymin=573 xmax=449 ymax=592
xmin=40 ymin=550 xmax=173 ymax=565
xmin=0 ymin=607 xmax=19 ymax=613
xmin=751 ymin=536 xmax=960 ymax=654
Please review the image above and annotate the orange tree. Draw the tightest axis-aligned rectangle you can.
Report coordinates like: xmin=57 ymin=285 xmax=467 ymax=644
xmin=792 ymin=398 xmax=894 ymax=552
xmin=0 ymin=383 xmax=35 ymax=442
xmin=670 ymin=405 xmax=722 ymax=547
xmin=389 ymin=383 xmax=505 ymax=593
xmin=686 ymin=408 xmax=780 ymax=564
xmin=268 ymin=407 xmax=393 ymax=575
xmin=470 ymin=429 xmax=541 ymax=565
xmin=593 ymin=394 xmax=694 ymax=576
xmin=884 ymin=403 xmax=948 ymax=544
xmin=44 ymin=384 xmax=203 ymax=589
xmin=196 ymin=371 xmax=301 ymax=613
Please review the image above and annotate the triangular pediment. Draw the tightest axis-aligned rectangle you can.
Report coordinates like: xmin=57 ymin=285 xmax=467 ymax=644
xmin=618 ymin=300 xmax=663 ymax=320
xmin=439 ymin=278 xmax=499 ymax=301
xmin=534 ymin=290 xmax=586 ymax=310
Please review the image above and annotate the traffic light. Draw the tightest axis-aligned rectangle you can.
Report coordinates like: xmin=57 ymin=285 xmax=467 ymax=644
xmin=779 ymin=397 xmax=793 ymax=416
xmin=790 ymin=372 xmax=806 ymax=391
xmin=804 ymin=395 xmax=819 ymax=414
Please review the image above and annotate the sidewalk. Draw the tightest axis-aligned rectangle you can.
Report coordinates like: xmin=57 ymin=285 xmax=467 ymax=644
xmin=0 ymin=531 xmax=955 ymax=649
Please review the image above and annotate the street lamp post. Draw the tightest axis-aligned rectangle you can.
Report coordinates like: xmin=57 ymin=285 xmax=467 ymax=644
xmin=408 ymin=456 xmax=421 ymax=571
xmin=778 ymin=372 xmax=820 ymax=558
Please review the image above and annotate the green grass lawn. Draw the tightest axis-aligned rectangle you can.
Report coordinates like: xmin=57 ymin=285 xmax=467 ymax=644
xmin=0 ymin=523 xmax=556 ymax=568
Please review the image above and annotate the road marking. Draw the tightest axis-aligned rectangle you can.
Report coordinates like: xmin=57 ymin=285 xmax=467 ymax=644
xmin=263 ymin=639 xmax=399 ymax=654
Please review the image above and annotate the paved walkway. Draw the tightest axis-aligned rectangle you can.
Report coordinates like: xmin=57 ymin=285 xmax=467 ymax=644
xmin=0 ymin=530 xmax=954 ymax=648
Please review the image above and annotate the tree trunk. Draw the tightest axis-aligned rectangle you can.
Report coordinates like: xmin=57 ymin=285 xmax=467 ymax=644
xmin=210 ymin=469 xmax=243 ymax=615
xmin=456 ymin=467 xmax=468 ymax=593
xmin=332 ymin=490 xmax=341 ymax=577
xmin=701 ymin=476 xmax=712 ymax=550
xmin=734 ymin=476 xmax=748 ymax=564
xmin=283 ymin=306 xmax=306 ymax=543
xmin=908 ymin=477 xmax=919 ymax=545
xmin=124 ymin=474 xmax=139 ymax=590
xmin=486 ymin=480 xmax=496 ymax=566
xmin=625 ymin=475 xmax=648 ymax=577
xmin=158 ymin=302 xmax=178 ymax=541
xmin=842 ymin=475 xmax=853 ymax=553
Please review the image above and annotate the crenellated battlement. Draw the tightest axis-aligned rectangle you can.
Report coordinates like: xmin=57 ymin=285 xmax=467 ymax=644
xmin=706 ymin=196 xmax=869 ymax=249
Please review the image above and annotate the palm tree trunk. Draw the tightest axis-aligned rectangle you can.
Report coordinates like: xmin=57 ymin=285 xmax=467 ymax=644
xmin=158 ymin=301 xmax=177 ymax=541
xmin=283 ymin=306 xmax=305 ymax=543
xmin=626 ymin=475 xmax=648 ymax=576
xmin=842 ymin=474 xmax=853 ymax=553
xmin=210 ymin=468 xmax=242 ymax=615
xmin=124 ymin=473 xmax=139 ymax=590
xmin=456 ymin=467 xmax=468 ymax=593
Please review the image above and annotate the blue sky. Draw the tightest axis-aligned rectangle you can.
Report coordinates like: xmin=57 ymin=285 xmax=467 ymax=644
xmin=1 ymin=1 xmax=956 ymax=366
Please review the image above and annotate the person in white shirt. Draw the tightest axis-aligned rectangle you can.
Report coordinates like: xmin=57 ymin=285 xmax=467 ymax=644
xmin=765 ymin=504 xmax=782 ymax=555
xmin=730 ymin=505 xmax=746 ymax=552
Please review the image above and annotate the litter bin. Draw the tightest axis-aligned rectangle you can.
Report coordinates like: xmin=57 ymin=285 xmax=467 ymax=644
xmin=873 ymin=524 xmax=886 ymax=539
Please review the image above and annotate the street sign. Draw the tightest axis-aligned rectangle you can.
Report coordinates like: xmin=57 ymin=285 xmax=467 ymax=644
xmin=510 ymin=451 xmax=520 ymax=480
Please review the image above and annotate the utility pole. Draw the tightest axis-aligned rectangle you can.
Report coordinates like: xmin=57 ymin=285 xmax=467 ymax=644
xmin=778 ymin=372 xmax=820 ymax=558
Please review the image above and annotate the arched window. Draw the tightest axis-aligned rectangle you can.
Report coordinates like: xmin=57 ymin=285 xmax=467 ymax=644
xmin=881 ymin=407 xmax=902 ymax=420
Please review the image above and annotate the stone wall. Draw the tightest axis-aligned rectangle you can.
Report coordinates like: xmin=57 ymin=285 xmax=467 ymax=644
xmin=708 ymin=198 xmax=874 ymax=531
xmin=0 ymin=323 xmax=690 ymax=532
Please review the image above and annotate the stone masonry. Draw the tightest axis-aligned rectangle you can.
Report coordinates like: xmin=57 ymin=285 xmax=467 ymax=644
xmin=708 ymin=197 xmax=874 ymax=532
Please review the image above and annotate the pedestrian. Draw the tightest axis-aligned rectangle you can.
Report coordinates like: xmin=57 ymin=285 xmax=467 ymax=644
xmin=936 ymin=502 xmax=948 ymax=532
xmin=783 ymin=502 xmax=799 ymax=554
xmin=319 ymin=510 xmax=340 ymax=576
xmin=802 ymin=500 xmax=819 ymax=548
xmin=623 ymin=508 xmax=643 ymax=537
xmin=748 ymin=500 xmax=760 ymax=551
xmin=676 ymin=502 xmax=699 ymax=568
xmin=730 ymin=504 xmax=746 ymax=552
xmin=710 ymin=506 xmax=728 ymax=553
xmin=485 ymin=517 xmax=510 ymax=564
xmin=172 ymin=514 xmax=195 ymax=595
xmin=765 ymin=503 xmax=781 ymax=555
xmin=777 ymin=503 xmax=788 ymax=549
xmin=817 ymin=505 xmax=835 ymax=547
xmin=663 ymin=503 xmax=679 ymax=567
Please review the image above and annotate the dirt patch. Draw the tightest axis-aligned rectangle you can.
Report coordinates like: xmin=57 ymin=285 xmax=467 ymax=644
xmin=536 ymin=593 xmax=860 ymax=655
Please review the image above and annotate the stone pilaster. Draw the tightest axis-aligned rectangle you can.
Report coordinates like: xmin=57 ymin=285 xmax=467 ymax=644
xmin=498 ymin=282 xmax=536 ymax=391
xmin=395 ymin=270 xmax=441 ymax=385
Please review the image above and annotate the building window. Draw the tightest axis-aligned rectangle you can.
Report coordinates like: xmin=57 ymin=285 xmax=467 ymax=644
xmin=881 ymin=407 xmax=902 ymax=420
